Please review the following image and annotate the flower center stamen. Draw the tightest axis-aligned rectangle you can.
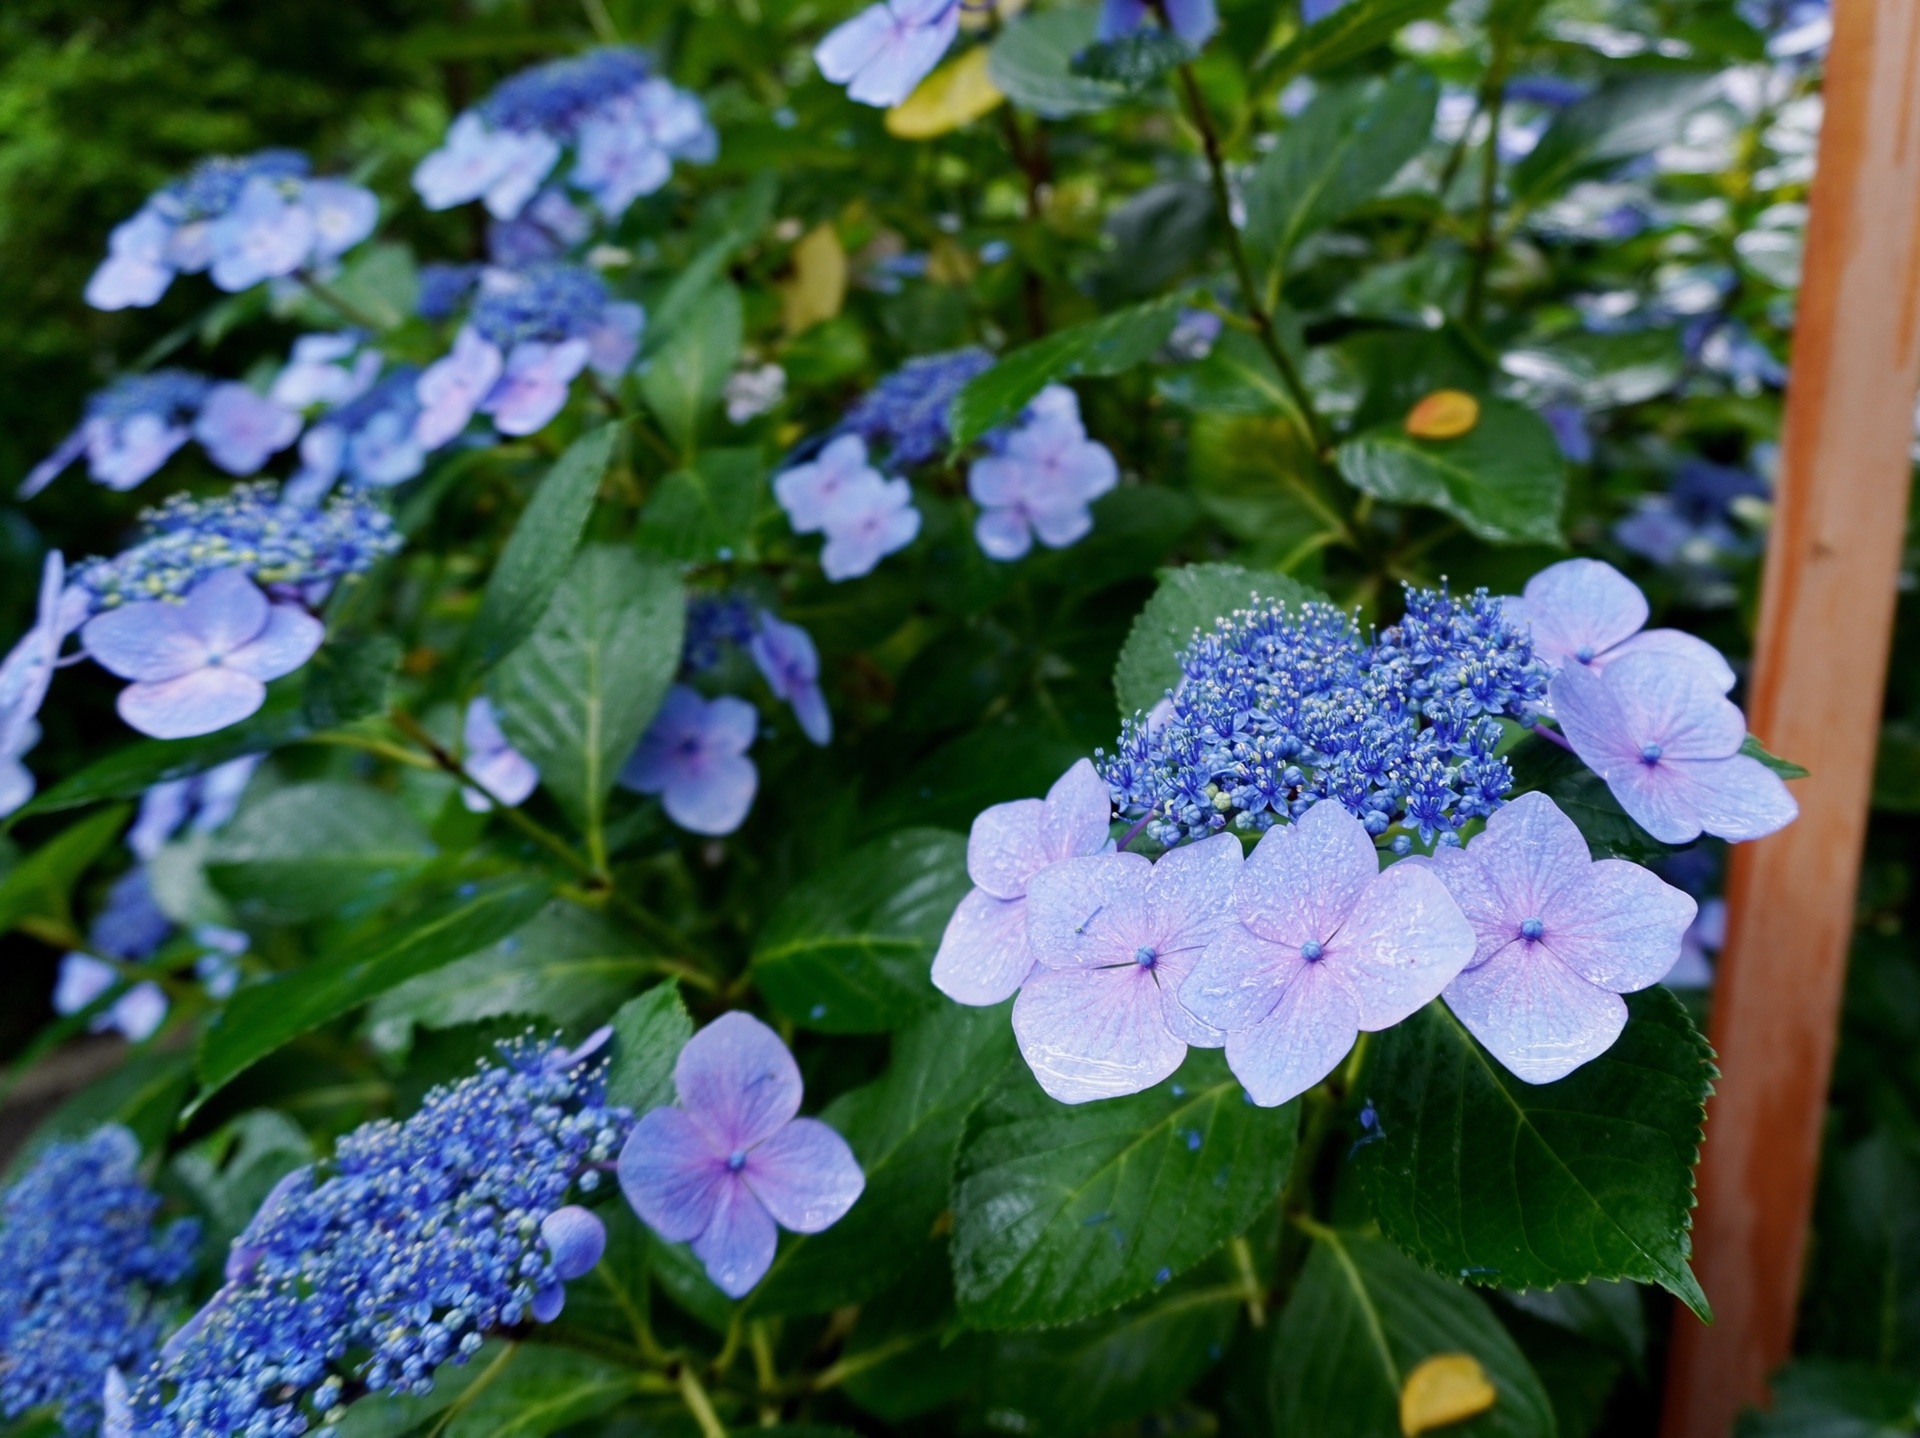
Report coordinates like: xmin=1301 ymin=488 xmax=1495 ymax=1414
xmin=1640 ymin=742 xmax=1664 ymax=764
xmin=1300 ymin=939 xmax=1324 ymax=962
xmin=1134 ymin=946 xmax=1157 ymax=970
xmin=727 ymin=1150 xmax=747 ymax=1173
xmin=1520 ymin=917 xmax=1545 ymax=941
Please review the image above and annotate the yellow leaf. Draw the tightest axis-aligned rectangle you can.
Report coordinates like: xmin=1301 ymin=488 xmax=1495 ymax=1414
xmin=885 ymin=47 xmax=1006 ymax=140
xmin=1400 ymin=1353 xmax=1498 ymax=1436
xmin=1404 ymin=389 xmax=1482 ymax=440
xmin=779 ymin=223 xmax=847 ymax=336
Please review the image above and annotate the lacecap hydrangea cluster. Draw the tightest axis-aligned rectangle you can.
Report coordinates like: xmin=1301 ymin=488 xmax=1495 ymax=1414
xmin=73 ymin=482 xmax=402 ymax=611
xmin=0 ymin=1126 xmax=198 ymax=1436
xmin=120 ymin=1035 xmax=627 ymax=1438
xmin=1100 ymin=585 xmax=1548 ymax=846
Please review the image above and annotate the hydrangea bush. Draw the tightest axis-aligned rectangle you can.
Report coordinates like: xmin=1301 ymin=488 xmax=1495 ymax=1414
xmin=0 ymin=0 xmax=1860 ymax=1431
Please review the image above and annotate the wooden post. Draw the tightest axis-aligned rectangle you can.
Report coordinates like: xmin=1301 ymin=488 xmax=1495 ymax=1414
xmin=1658 ymin=1 xmax=1920 ymax=1432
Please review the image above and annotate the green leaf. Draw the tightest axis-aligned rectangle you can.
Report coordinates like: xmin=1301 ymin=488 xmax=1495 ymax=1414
xmin=170 ymin=1110 xmax=313 ymax=1252
xmin=364 ymin=904 xmax=655 ymax=1053
xmin=1354 ymin=988 xmax=1715 ymax=1319
xmin=489 ymin=545 xmax=684 ymax=835
xmin=330 ymin=1341 xmax=518 ymax=1438
xmin=635 ymin=447 xmax=765 ymax=563
xmin=603 ymin=983 xmax=694 ymax=1114
xmin=639 ymin=282 xmax=742 ymax=453
xmin=1502 ymin=330 xmax=1684 ymax=410
xmin=205 ymin=781 xmax=435 ymax=924
xmin=315 ymin=242 xmax=419 ymax=331
xmin=1269 ymin=1227 xmax=1556 ymax=1438
xmin=0 ymin=805 xmax=128 ymax=935
xmin=1740 ymin=734 xmax=1809 ymax=780
xmin=1114 ymin=562 xmax=1324 ymax=720
xmin=753 ymin=1002 xmax=1017 ymax=1314
xmin=195 ymin=876 xmax=551 ymax=1110
xmin=1508 ymin=738 xmax=1676 ymax=864
xmin=468 ymin=425 xmax=618 ymax=670
xmin=1511 ymin=74 xmax=1724 ymax=206
xmin=1872 ymin=720 xmax=1920 ymax=812
xmin=1736 ymin=1360 xmax=1920 ymax=1438
xmin=948 ymin=297 xmax=1183 ymax=450
xmin=751 ymin=828 xmax=972 ymax=1033
xmin=439 ymin=1344 xmax=640 ymax=1438
xmin=1265 ymin=0 xmax=1451 ymax=82
xmin=1335 ymin=397 xmax=1567 ymax=545
xmin=951 ymin=1049 xmax=1300 ymax=1329
xmin=1157 ymin=329 xmax=1301 ymax=417
xmin=1243 ymin=74 xmax=1437 ymax=295
xmin=989 ymin=8 xmax=1130 ymax=117
xmin=1068 ymin=29 xmax=1197 ymax=89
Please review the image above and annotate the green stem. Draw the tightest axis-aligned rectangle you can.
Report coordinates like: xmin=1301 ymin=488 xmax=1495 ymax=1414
xmin=677 ymin=1364 xmax=729 ymax=1438
xmin=1463 ymin=34 xmax=1515 ymax=327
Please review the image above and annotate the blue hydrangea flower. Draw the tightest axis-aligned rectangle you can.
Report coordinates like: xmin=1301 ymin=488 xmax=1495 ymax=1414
xmin=774 ymin=434 xmax=887 ymax=533
xmin=1100 ymin=586 xmax=1549 ymax=847
xmin=1098 ymin=0 xmax=1218 ymax=47
xmin=682 ymin=595 xmax=759 ymax=671
xmin=80 ymin=569 xmax=325 ymax=739
xmin=291 ymin=365 xmax=430 ymax=498
xmin=191 ymin=384 xmax=303 ymax=478
xmin=414 ymin=49 xmax=714 ymax=222
xmin=932 ymin=759 xmax=1113 ymax=1006
xmin=22 ymin=371 xmax=214 ymax=498
xmin=619 ymin=685 xmax=759 ymax=836
xmin=820 ymin=475 xmax=920 ymax=581
xmin=1180 ymin=800 xmax=1475 ymax=1107
xmin=73 ymin=482 xmax=402 ymax=610
xmin=85 ymin=152 xmax=376 ymax=310
xmin=462 ymin=697 xmax=540 ymax=812
xmin=487 ymin=189 xmax=593 ymax=266
xmin=618 ymin=1012 xmax=864 ymax=1298
xmin=1015 ymin=835 xmax=1240 ymax=1103
xmin=0 ymin=1126 xmax=198 ymax=1438
xmin=1429 ymin=792 xmax=1696 ymax=1083
xmin=122 ymin=1035 xmax=626 ymax=1438
xmin=815 ymin=0 xmax=963 ymax=108
xmin=0 ymin=552 xmax=87 ymax=818
xmin=967 ymin=385 xmax=1117 ymax=561
xmin=842 ymin=348 xmax=992 ymax=466
xmin=56 ymin=866 xmax=174 ymax=1041
xmin=1552 ymin=652 xmax=1798 ymax=844
xmin=749 ymin=614 xmax=832 ymax=746
xmin=1505 ymin=558 xmax=1734 ymax=694
xmin=270 ymin=333 xmax=381 ymax=412
xmin=417 ymin=263 xmax=483 ymax=321
xmin=1612 ymin=459 xmax=1768 ymax=575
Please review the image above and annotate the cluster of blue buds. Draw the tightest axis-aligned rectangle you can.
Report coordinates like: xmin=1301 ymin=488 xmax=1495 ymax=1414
xmin=0 ymin=1126 xmax=198 ymax=1437
xmin=72 ymin=481 xmax=402 ymax=610
xmin=120 ymin=1034 xmax=627 ymax=1438
xmin=842 ymin=347 xmax=993 ymax=467
xmin=1099 ymin=586 xmax=1549 ymax=846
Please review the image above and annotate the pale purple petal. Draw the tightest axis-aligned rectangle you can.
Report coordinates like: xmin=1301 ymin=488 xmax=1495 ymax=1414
xmin=482 ymin=339 xmax=591 ymax=436
xmin=89 ymin=415 xmax=190 ymax=490
xmin=20 ymin=427 xmax=88 ymax=499
xmin=1234 ymin=799 xmax=1379 ymax=947
xmin=1162 ymin=0 xmax=1219 ymax=45
xmin=1179 ymin=922 xmax=1299 ymax=1033
xmin=820 ymin=489 xmax=920 ymax=580
xmin=618 ymin=1106 xmax=727 ymax=1241
xmin=181 ymin=570 xmax=271 ymax=658
xmin=691 ymin=1178 xmax=778 ymax=1298
xmin=83 ymin=603 xmax=206 ymax=683
xmin=975 ymin=507 xmax=1034 ymax=561
xmin=966 ymin=797 xmax=1051 ymax=900
xmin=415 ymin=328 xmax=505 ymax=449
xmin=1012 ymin=964 xmax=1189 ymax=1103
xmin=223 ymin=605 xmax=323 ymax=682
xmin=1142 ymin=833 xmax=1241 ymax=956
xmin=1515 ymin=558 xmax=1648 ymax=672
xmin=86 ymin=254 xmax=173 ymax=311
xmin=1027 ymin=502 xmax=1096 ymax=550
xmin=815 ymin=4 xmax=900 ymax=83
xmin=0 ymin=756 xmax=35 ymax=819
xmin=1541 ymin=858 xmax=1695 ymax=992
xmin=1558 ymin=650 xmax=1744 ymax=764
xmin=482 ymin=130 xmax=562 ymax=220
xmin=845 ymin=11 xmax=958 ymax=106
xmin=542 ymin=1206 xmax=608 ymax=1280
xmin=301 ymin=180 xmax=378 ymax=263
xmin=1606 ymin=752 xmax=1798 ymax=844
xmin=1223 ymin=963 xmax=1360 ymax=1107
xmin=588 ymin=303 xmax=646 ymax=380
xmin=789 ymin=683 xmax=832 ymax=746
xmin=619 ymin=686 xmax=705 ymax=793
xmin=1321 ymin=859 xmax=1475 ymax=1031
xmin=530 ymin=1285 xmax=566 ymax=1323
xmin=742 ymin=1117 xmax=865 ymax=1232
xmin=664 ymin=751 xmax=757 ymax=835
xmin=931 ymin=887 xmax=1033 ymax=1005
xmin=1041 ymin=757 xmax=1113 ymax=861
xmin=1443 ymin=946 xmax=1629 ymax=1084
xmin=414 ymin=114 xmax=515 ymax=210
xmin=109 ymin=982 xmax=169 ymax=1041
xmin=773 ymin=435 xmax=882 ymax=534
xmin=1026 ymin=851 xmax=1153 ymax=972
xmin=968 ymin=456 xmax=1026 ymax=508
xmin=118 ymin=668 xmax=266 ymax=739
xmin=1098 ymin=0 xmax=1150 ymax=40
xmin=208 ymin=177 xmax=316 ymax=291
xmin=674 ymin=1011 xmax=803 ymax=1152
xmin=1602 ymin=628 xmax=1736 ymax=692
xmin=1443 ymin=791 xmax=1593 ymax=957
xmin=54 ymin=953 xmax=117 ymax=1015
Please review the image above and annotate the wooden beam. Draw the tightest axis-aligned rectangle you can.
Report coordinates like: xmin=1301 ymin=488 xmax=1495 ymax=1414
xmin=1658 ymin=1 xmax=1920 ymax=1432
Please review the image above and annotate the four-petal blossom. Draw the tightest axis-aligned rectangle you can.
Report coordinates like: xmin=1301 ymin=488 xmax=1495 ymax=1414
xmin=1181 ymin=800 xmax=1475 ymax=1107
xmin=932 ymin=758 xmax=1113 ymax=1006
xmin=1506 ymin=558 xmax=1734 ymax=692
xmin=618 ymin=1012 xmax=865 ymax=1298
xmin=619 ymin=685 xmax=759 ymax=835
xmin=1014 ymin=835 xmax=1240 ymax=1102
xmin=814 ymin=0 xmax=962 ymax=108
xmin=1429 ymin=791 xmax=1696 ymax=1082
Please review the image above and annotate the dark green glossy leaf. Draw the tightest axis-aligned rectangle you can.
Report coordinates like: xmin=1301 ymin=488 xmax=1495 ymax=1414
xmin=1265 ymin=0 xmax=1450 ymax=81
xmin=951 ymin=1049 xmax=1299 ymax=1328
xmin=753 ymin=1002 xmax=1016 ymax=1314
xmin=1511 ymin=74 xmax=1723 ymax=206
xmin=205 ymin=781 xmax=434 ymax=924
xmin=1068 ymin=29 xmax=1195 ymax=89
xmin=640 ymin=282 xmax=742 ymax=453
xmin=1114 ymin=562 xmax=1324 ymax=720
xmin=635 ymin=447 xmax=765 ymax=563
xmin=468 ymin=425 xmax=618 ymax=670
xmin=1335 ymin=397 xmax=1567 ymax=545
xmin=195 ymin=876 xmax=552 ymax=1110
xmin=0 ymin=804 xmax=128 ymax=934
xmin=1735 ymin=1360 xmax=1920 ymax=1438
xmin=751 ymin=828 xmax=971 ymax=1033
xmin=1354 ymin=988 xmax=1715 ymax=1318
xmin=1269 ymin=1227 xmax=1556 ymax=1438
xmin=989 ymin=8 xmax=1130 ymax=117
xmin=438 ymin=1344 xmax=640 ymax=1438
xmin=489 ymin=545 xmax=684 ymax=835
xmin=170 ymin=1110 xmax=312 ymax=1253
xmin=1503 ymin=330 xmax=1684 ymax=410
xmin=603 ymin=983 xmax=694 ymax=1114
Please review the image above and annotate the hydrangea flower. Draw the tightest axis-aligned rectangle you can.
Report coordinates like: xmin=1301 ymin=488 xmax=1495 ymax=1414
xmin=749 ymin=614 xmax=832 ymax=745
xmin=967 ymin=384 xmax=1117 ymax=561
xmin=73 ymin=482 xmax=402 ymax=609
xmin=619 ymin=685 xmax=759 ymax=836
xmin=85 ymin=151 xmax=376 ymax=310
xmin=486 ymin=188 xmax=594 ymax=267
xmin=842 ymin=348 xmax=992 ymax=465
xmin=1101 ymin=586 xmax=1548 ymax=847
xmin=1097 ymin=0 xmax=1218 ymax=48
xmin=682 ymin=594 xmax=760 ymax=671
xmin=80 ymin=570 xmax=325 ymax=740
xmin=291 ymin=365 xmax=431 ymax=498
xmin=0 ymin=1126 xmax=198 ymax=1437
xmin=270 ymin=333 xmax=382 ymax=411
xmin=462 ymin=696 xmax=540 ymax=812
xmin=1180 ymin=800 xmax=1476 ymax=1107
xmin=55 ymin=866 xmax=174 ymax=1042
xmin=618 ymin=1012 xmax=864 ymax=1298
xmin=0 ymin=552 xmax=87 ymax=818
xmin=932 ymin=759 xmax=1113 ymax=1006
xmin=774 ymin=434 xmax=888 ymax=533
xmin=191 ymin=384 xmax=303 ymax=477
xmin=820 ymin=476 xmax=921 ymax=581
xmin=122 ymin=1035 xmax=626 ymax=1438
xmin=1505 ymin=558 xmax=1734 ymax=692
xmin=1015 ymin=835 xmax=1240 ymax=1103
xmin=1429 ymin=792 xmax=1697 ymax=1082
xmin=22 ymin=371 xmax=214 ymax=498
xmin=1552 ymin=651 xmax=1798 ymax=844
xmin=413 ymin=48 xmax=714 ymax=221
xmin=815 ymin=0 xmax=963 ymax=109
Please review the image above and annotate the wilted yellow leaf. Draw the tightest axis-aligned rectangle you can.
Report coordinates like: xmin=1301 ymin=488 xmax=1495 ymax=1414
xmin=885 ymin=47 xmax=1006 ymax=140
xmin=779 ymin=223 xmax=847 ymax=336
xmin=1404 ymin=389 xmax=1482 ymax=440
xmin=1400 ymin=1353 xmax=1498 ymax=1436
